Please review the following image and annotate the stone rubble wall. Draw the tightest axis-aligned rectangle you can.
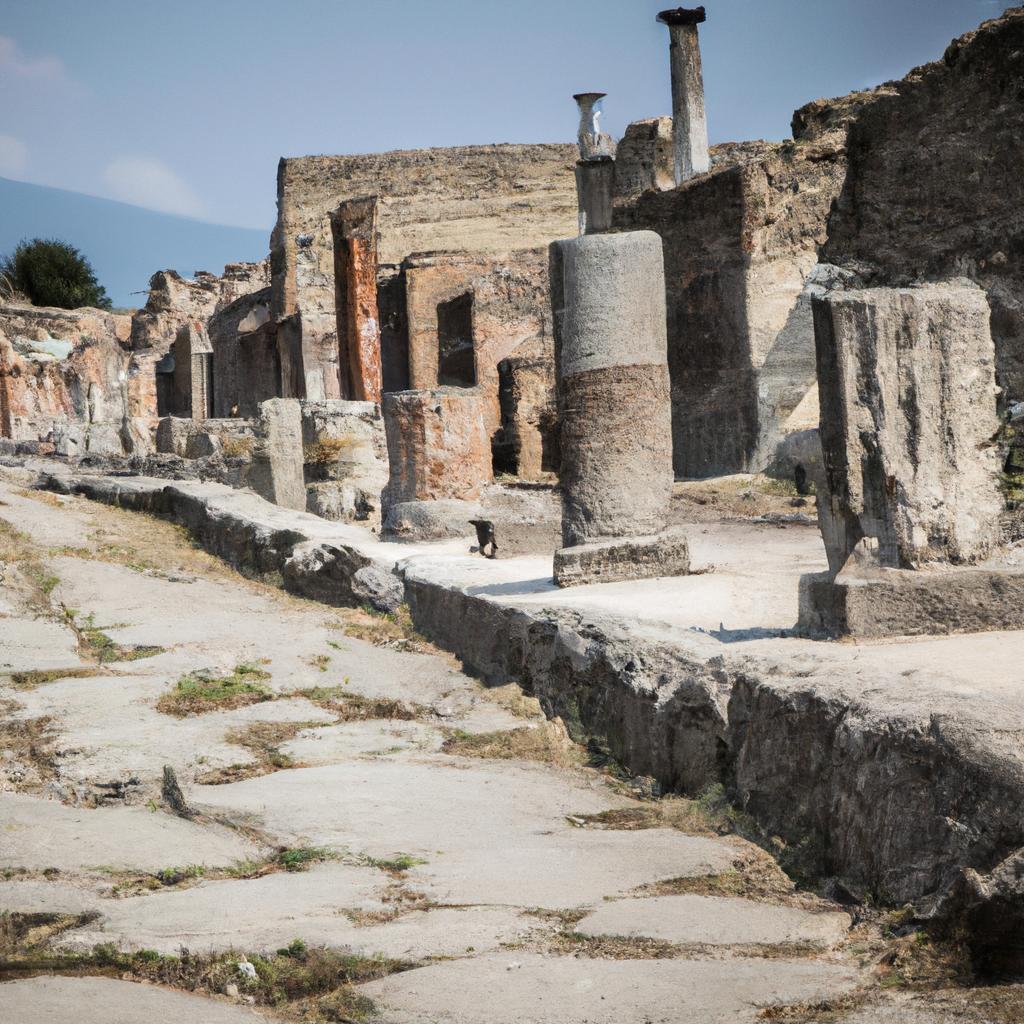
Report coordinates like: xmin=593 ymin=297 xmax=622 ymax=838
xmin=0 ymin=304 xmax=151 ymax=456
xmin=130 ymin=261 xmax=270 ymax=355
xmin=615 ymin=121 xmax=860 ymax=478
xmin=821 ymin=9 xmax=1024 ymax=405
xmin=301 ymin=399 xmax=388 ymax=524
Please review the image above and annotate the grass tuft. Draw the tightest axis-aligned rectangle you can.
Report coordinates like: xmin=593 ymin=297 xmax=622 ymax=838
xmin=442 ymin=720 xmax=584 ymax=769
xmin=9 ymin=666 xmax=102 ymax=689
xmin=156 ymin=664 xmax=273 ymax=717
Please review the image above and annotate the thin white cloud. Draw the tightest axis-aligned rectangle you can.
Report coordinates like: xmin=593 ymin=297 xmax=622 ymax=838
xmin=0 ymin=134 xmax=28 ymax=177
xmin=0 ymin=36 xmax=67 ymax=83
xmin=101 ymin=157 xmax=206 ymax=219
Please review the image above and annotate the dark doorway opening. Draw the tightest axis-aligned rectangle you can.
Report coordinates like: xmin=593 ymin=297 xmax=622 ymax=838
xmin=437 ymin=291 xmax=475 ymax=387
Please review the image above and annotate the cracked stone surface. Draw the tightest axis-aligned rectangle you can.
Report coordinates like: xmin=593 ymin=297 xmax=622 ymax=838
xmin=576 ymin=894 xmax=851 ymax=948
xmin=0 ymin=474 xmax=1005 ymax=1022
xmin=0 ymin=976 xmax=275 ymax=1023
xmin=359 ymin=953 xmax=860 ymax=1024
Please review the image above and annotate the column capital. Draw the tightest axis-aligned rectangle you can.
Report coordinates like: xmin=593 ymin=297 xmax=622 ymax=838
xmin=657 ymin=6 xmax=706 ymax=27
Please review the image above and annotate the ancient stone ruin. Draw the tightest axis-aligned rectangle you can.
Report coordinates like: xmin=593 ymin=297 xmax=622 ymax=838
xmin=550 ymin=231 xmax=690 ymax=586
xmin=5 ymin=7 xmax=1024 ymax=1021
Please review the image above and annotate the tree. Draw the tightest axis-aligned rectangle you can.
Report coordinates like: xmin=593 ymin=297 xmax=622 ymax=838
xmin=0 ymin=238 xmax=112 ymax=310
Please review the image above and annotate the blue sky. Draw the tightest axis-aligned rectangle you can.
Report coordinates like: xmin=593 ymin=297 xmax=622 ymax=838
xmin=1 ymin=0 xmax=1006 ymax=232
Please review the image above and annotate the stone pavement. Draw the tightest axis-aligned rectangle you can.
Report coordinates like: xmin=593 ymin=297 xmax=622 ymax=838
xmin=0 ymin=475 xmax=1017 ymax=1021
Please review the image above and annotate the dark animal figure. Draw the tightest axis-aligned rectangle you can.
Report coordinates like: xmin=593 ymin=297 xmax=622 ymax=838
xmin=469 ymin=519 xmax=498 ymax=559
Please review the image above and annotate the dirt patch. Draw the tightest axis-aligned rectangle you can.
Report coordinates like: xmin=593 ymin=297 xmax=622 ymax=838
xmin=8 ymin=667 xmax=103 ymax=690
xmin=337 ymin=606 xmax=434 ymax=654
xmin=156 ymin=664 xmax=273 ymax=717
xmin=0 ymin=519 xmax=60 ymax=608
xmin=296 ymin=686 xmax=430 ymax=723
xmin=61 ymin=610 xmax=165 ymax=665
xmin=0 ymin=715 xmax=58 ymax=790
xmin=442 ymin=719 xmax=584 ymax=769
xmin=485 ymin=683 xmax=545 ymax=720
xmin=1 ymin=911 xmax=100 ymax=956
xmin=196 ymin=721 xmax=326 ymax=785
xmin=671 ymin=475 xmax=816 ymax=526
xmin=13 ymin=489 xmax=63 ymax=508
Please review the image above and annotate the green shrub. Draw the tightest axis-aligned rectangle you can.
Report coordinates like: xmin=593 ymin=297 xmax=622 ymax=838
xmin=1 ymin=238 xmax=111 ymax=310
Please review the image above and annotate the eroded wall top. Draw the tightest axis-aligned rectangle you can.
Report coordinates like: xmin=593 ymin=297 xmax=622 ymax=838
xmin=271 ymin=143 xmax=579 ymax=324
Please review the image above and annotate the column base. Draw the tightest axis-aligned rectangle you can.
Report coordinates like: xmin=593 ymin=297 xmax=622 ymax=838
xmin=554 ymin=528 xmax=691 ymax=588
xmin=798 ymin=565 xmax=1024 ymax=640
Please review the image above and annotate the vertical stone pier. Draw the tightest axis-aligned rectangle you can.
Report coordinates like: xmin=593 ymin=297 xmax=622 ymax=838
xmin=573 ymin=92 xmax=616 ymax=235
xmin=575 ymin=157 xmax=615 ymax=235
xmin=380 ymin=388 xmax=493 ymax=538
xmin=549 ymin=231 xmax=690 ymax=586
xmin=799 ymin=282 xmax=1024 ymax=638
xmin=331 ymin=198 xmax=383 ymax=403
xmin=657 ymin=6 xmax=710 ymax=184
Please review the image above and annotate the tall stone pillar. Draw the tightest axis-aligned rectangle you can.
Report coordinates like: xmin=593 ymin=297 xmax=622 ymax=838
xmin=798 ymin=282 xmax=1024 ymax=639
xmin=331 ymin=198 xmax=383 ymax=403
xmin=572 ymin=92 xmax=616 ymax=236
xmin=575 ymin=157 xmax=615 ymax=235
xmin=657 ymin=7 xmax=710 ymax=184
xmin=549 ymin=231 xmax=690 ymax=587
xmin=382 ymin=388 xmax=492 ymax=507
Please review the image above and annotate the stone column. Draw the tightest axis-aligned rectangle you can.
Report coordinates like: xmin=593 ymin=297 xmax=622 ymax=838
xmin=549 ymin=231 xmax=690 ymax=587
xmin=249 ymin=398 xmax=306 ymax=511
xmin=575 ymin=157 xmax=615 ymax=235
xmin=657 ymin=7 xmax=710 ymax=184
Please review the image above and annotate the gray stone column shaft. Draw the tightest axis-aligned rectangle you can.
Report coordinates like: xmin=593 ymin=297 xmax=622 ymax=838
xmin=549 ymin=231 xmax=690 ymax=586
xmin=575 ymin=158 xmax=615 ymax=235
xmin=658 ymin=8 xmax=710 ymax=184
xmin=551 ymin=231 xmax=672 ymax=546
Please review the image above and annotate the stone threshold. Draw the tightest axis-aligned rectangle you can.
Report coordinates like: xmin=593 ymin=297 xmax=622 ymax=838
xmin=34 ymin=467 xmax=1024 ymax=924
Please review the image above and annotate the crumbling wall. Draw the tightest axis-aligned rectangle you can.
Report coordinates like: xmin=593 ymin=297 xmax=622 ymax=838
xmin=821 ymin=9 xmax=1024 ymax=407
xmin=208 ymin=287 xmax=276 ymax=417
xmin=301 ymin=400 xmax=388 ymax=522
xmin=130 ymin=261 xmax=269 ymax=353
xmin=0 ymin=304 xmax=150 ymax=455
xmin=616 ymin=125 xmax=856 ymax=478
xmin=271 ymin=145 xmax=577 ymax=403
xmin=495 ymin=335 xmax=558 ymax=480
xmin=403 ymin=249 xmax=550 ymax=435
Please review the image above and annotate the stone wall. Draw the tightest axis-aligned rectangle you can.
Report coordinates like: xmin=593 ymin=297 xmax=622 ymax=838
xmin=207 ymin=288 xmax=276 ymax=418
xmin=403 ymin=249 xmax=551 ymax=435
xmin=820 ymin=8 xmax=1024 ymax=407
xmin=616 ymin=124 xmax=856 ymax=478
xmin=301 ymin=400 xmax=388 ymax=522
xmin=270 ymin=144 xmax=577 ymax=403
xmin=495 ymin=335 xmax=558 ymax=480
xmin=130 ymin=261 xmax=269 ymax=354
xmin=0 ymin=303 xmax=150 ymax=456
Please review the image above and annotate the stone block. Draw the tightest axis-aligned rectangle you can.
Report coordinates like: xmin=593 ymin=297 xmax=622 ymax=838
xmin=813 ymin=282 xmax=1002 ymax=573
xmin=798 ymin=565 xmax=1024 ymax=640
xmin=554 ymin=529 xmax=691 ymax=588
xmin=382 ymin=389 xmax=493 ymax=509
xmin=249 ymin=399 xmax=306 ymax=511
